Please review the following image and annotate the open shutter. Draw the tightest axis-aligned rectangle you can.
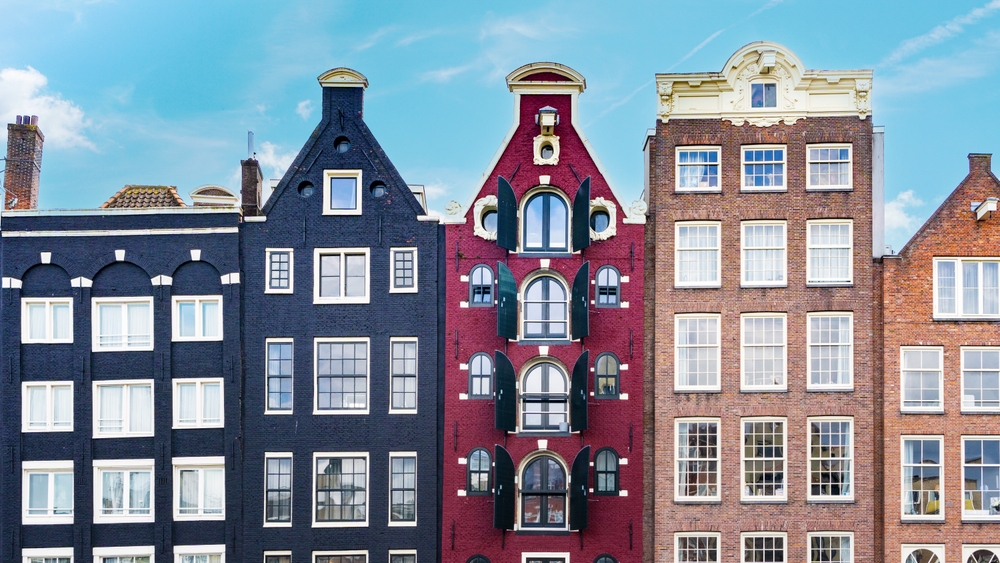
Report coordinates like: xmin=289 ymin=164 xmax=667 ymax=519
xmin=570 ymin=350 xmax=589 ymax=432
xmin=494 ymin=445 xmax=516 ymax=529
xmin=494 ymin=350 xmax=517 ymax=432
xmin=571 ymin=261 xmax=590 ymax=339
xmin=496 ymin=176 xmax=518 ymax=251
xmin=572 ymin=177 xmax=591 ymax=252
xmin=496 ymin=262 xmax=517 ymax=340
xmin=569 ymin=445 xmax=590 ymax=531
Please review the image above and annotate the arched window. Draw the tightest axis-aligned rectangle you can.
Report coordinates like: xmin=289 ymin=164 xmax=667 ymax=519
xmin=595 ymin=556 xmax=618 ymax=563
xmin=595 ymin=448 xmax=619 ymax=495
xmin=522 ymin=276 xmax=568 ymax=339
xmin=523 ymin=192 xmax=568 ymax=252
xmin=751 ymin=82 xmax=777 ymax=108
xmin=595 ymin=353 xmax=620 ymax=399
xmin=521 ymin=455 xmax=566 ymax=528
xmin=595 ymin=266 xmax=620 ymax=308
xmin=521 ymin=363 xmax=569 ymax=431
xmin=467 ymin=448 xmax=491 ymax=495
xmin=969 ymin=551 xmax=1000 ymax=563
xmin=468 ymin=556 xmax=490 ymax=563
xmin=470 ymin=265 xmax=494 ymax=307
xmin=469 ymin=353 xmax=493 ymax=399
xmin=906 ymin=550 xmax=941 ymax=563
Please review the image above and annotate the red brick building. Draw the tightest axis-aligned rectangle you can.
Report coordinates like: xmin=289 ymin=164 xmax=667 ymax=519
xmin=440 ymin=63 xmax=646 ymax=563
xmin=882 ymin=153 xmax=1000 ymax=563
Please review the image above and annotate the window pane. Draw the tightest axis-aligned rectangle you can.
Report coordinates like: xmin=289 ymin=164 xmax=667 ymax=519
xmin=28 ymin=474 xmax=48 ymax=513
xmin=391 ymin=341 xmax=418 ymax=410
xmin=269 ymin=251 xmax=290 ymax=289
xmin=964 ymin=349 xmax=1000 ymax=409
xmin=677 ymin=536 xmax=718 ymax=563
xmin=202 ymin=383 xmax=221 ymax=424
xmin=677 ymin=421 xmax=718 ymax=498
xmin=678 ymin=225 xmax=719 ymax=284
xmin=345 ymin=255 xmax=366 ymax=297
xmin=743 ymin=420 xmax=785 ymax=498
xmin=130 ymin=471 xmax=151 ymax=512
xmin=267 ymin=342 xmax=294 ymax=411
xmin=678 ymin=150 xmax=719 ymax=189
xmin=127 ymin=303 xmax=151 ymax=347
xmin=99 ymin=385 xmax=124 ymax=433
xmin=320 ymin=255 xmax=341 ymax=297
xmin=53 ymin=473 xmax=73 ymax=514
xmin=965 ymin=262 xmax=981 ymax=315
xmin=178 ymin=383 xmax=197 ymax=424
xmin=743 ymin=224 xmax=785 ymax=284
xmin=99 ymin=304 xmax=123 ymax=347
xmin=394 ymin=250 xmax=415 ymax=288
xmin=52 ymin=386 xmax=72 ymax=428
xmin=548 ymin=197 xmax=567 ymax=250
xmin=203 ymin=468 xmax=224 ymax=513
xmin=743 ymin=316 xmax=785 ymax=388
xmin=809 ymin=420 xmax=852 ymax=498
xmin=178 ymin=302 xmax=196 ymax=337
xmin=903 ymin=439 xmax=941 ymax=516
xmin=179 ymin=470 xmax=199 ymax=512
xmin=28 ymin=303 xmax=47 ymax=340
xmin=201 ymin=300 xmax=220 ymax=337
xmin=129 ymin=384 xmax=152 ymax=433
xmin=937 ymin=261 xmax=956 ymax=314
xmin=317 ymin=342 xmax=368 ymax=410
xmin=329 ymin=177 xmax=357 ymax=210
xmin=316 ymin=457 xmax=367 ymax=522
xmin=102 ymin=470 xmax=124 ymax=513
xmin=676 ymin=317 xmax=719 ymax=388
xmin=902 ymin=350 xmax=942 ymax=409
xmin=28 ymin=386 xmax=47 ymax=428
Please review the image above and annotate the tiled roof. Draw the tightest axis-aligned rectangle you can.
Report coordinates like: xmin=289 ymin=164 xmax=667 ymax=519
xmin=100 ymin=185 xmax=186 ymax=208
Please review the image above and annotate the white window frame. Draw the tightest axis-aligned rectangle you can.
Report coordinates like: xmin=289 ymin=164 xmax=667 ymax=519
xmin=740 ymin=532 xmax=787 ymax=563
xmin=312 ymin=451 xmax=370 ymax=528
xmin=172 ymin=378 xmax=224 ymax=429
xmin=389 ymin=248 xmax=418 ymax=294
xmin=388 ymin=551 xmax=416 ymax=563
xmin=807 ymin=312 xmax=854 ymax=391
xmin=807 ymin=144 xmax=853 ymax=191
xmin=675 ymin=146 xmax=721 ymax=193
xmin=313 ymin=248 xmax=371 ymax=304
xmin=740 ymin=221 xmax=786 ymax=288
xmin=900 ymin=545 xmax=944 ymax=563
xmin=934 ymin=258 xmax=1000 ymax=319
xmin=263 ymin=452 xmax=293 ymax=528
xmin=674 ymin=221 xmax=721 ymax=288
xmin=740 ymin=313 xmax=787 ymax=392
xmin=806 ymin=532 xmax=854 ymax=563
xmin=265 ymin=338 xmax=294 ymax=415
xmin=265 ymin=248 xmax=294 ymax=294
xmin=92 ymin=459 xmax=155 ymax=523
xmin=740 ymin=417 xmax=787 ymax=502
xmin=314 ymin=337 xmax=370 ymax=415
xmin=961 ymin=436 xmax=1000 ymax=521
xmin=806 ymin=416 xmax=854 ymax=502
xmin=263 ymin=552 xmax=292 ymax=563
xmin=900 ymin=435 xmax=944 ymax=522
xmin=22 ymin=460 xmax=74 ymax=524
xmin=520 ymin=554 xmax=569 ymax=563
xmin=900 ymin=347 xmax=944 ymax=414
xmin=93 ymin=546 xmax=155 ymax=563
xmin=22 ymin=381 xmax=73 ymax=433
xmin=674 ymin=532 xmax=720 ymax=563
xmin=322 ymin=169 xmax=363 ymax=216
xmin=389 ymin=337 xmax=418 ymax=414
xmin=173 ymin=545 xmax=225 ymax=563
xmin=740 ymin=145 xmax=786 ymax=192
xmin=806 ymin=220 xmax=854 ymax=286
xmin=172 ymin=457 xmax=225 ymax=521
xmin=313 ymin=552 xmax=368 ymax=563
xmin=91 ymin=297 xmax=154 ymax=352
xmin=23 ymin=548 xmax=74 ymax=563
xmin=674 ymin=417 xmax=721 ymax=502
xmin=962 ymin=347 xmax=1000 ymax=412
xmin=93 ymin=380 xmax=154 ymax=438
xmin=749 ymin=81 xmax=778 ymax=109
xmin=171 ymin=295 xmax=223 ymax=342
xmin=674 ymin=313 xmax=721 ymax=392
xmin=962 ymin=546 xmax=1000 ymax=563
xmin=388 ymin=451 xmax=417 ymax=527
xmin=21 ymin=298 xmax=73 ymax=344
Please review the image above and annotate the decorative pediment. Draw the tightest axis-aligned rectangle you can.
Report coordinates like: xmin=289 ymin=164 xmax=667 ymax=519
xmin=317 ymin=68 xmax=369 ymax=89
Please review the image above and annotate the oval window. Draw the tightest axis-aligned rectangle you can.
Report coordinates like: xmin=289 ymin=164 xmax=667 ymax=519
xmin=540 ymin=144 xmax=554 ymax=159
xmin=334 ymin=136 xmax=351 ymax=153
xmin=482 ymin=210 xmax=498 ymax=233
xmin=297 ymin=181 xmax=315 ymax=198
xmin=370 ymin=182 xmax=387 ymax=198
xmin=591 ymin=210 xmax=610 ymax=233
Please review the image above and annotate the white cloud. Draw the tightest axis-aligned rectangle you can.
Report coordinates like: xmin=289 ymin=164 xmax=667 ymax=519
xmin=880 ymin=29 xmax=1000 ymax=95
xmin=256 ymin=141 xmax=298 ymax=180
xmin=296 ymin=99 xmax=314 ymax=120
xmin=0 ymin=66 xmax=94 ymax=150
xmin=885 ymin=190 xmax=925 ymax=232
xmin=881 ymin=0 xmax=1000 ymax=66
xmin=421 ymin=62 xmax=478 ymax=83
xmin=396 ymin=28 xmax=445 ymax=47
xmin=352 ymin=25 xmax=399 ymax=53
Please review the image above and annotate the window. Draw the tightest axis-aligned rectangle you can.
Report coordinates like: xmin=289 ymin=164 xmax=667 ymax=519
xmin=94 ymin=380 xmax=153 ymax=437
xmin=389 ymin=552 xmax=416 ymax=563
xmin=92 ymin=298 xmax=153 ymax=351
xmin=902 ymin=437 xmax=943 ymax=519
xmin=469 ymin=265 xmax=494 ymax=307
xmin=741 ymin=222 xmax=786 ymax=287
xmin=264 ymin=454 xmax=292 ymax=526
xmin=173 ymin=458 xmax=225 ymax=520
xmin=808 ymin=313 xmax=854 ymax=390
xmin=962 ymin=437 xmax=1000 ymax=519
xmin=807 ymin=221 xmax=853 ymax=285
xmin=23 ymin=461 xmax=73 ymax=524
xmin=390 ymin=339 xmax=417 ymax=413
xmin=323 ymin=169 xmax=362 ymax=215
xmin=808 ymin=418 xmax=853 ymax=501
xmin=900 ymin=347 xmax=943 ymax=412
xmin=741 ymin=314 xmax=786 ymax=391
xmin=389 ymin=453 xmax=416 ymax=525
xmin=750 ymin=83 xmax=777 ymax=108
xmin=266 ymin=339 xmax=293 ymax=413
xmin=469 ymin=353 xmax=493 ymax=399
xmin=594 ymin=448 xmax=619 ymax=495
xmin=520 ymin=362 xmax=569 ymax=432
xmin=22 ymin=298 xmax=72 ymax=343
xmin=314 ymin=553 xmax=366 ymax=563
xmin=675 ymin=314 xmax=720 ymax=391
xmin=742 ymin=146 xmax=785 ymax=191
xmin=595 ymin=557 xmax=616 ymax=563
xmin=23 ymin=549 xmax=73 ymax=563
xmin=522 ymin=192 xmax=569 ymax=252
xmin=742 ymin=533 xmax=785 ymax=563
xmin=965 ymin=547 xmax=1000 ymax=563
xmin=675 ymin=222 xmax=720 ymax=287
xmin=93 ymin=460 xmax=153 ymax=523
xmin=808 ymin=534 xmax=853 ymax=563
xmin=467 ymin=557 xmax=490 ymax=563
xmin=264 ymin=553 xmax=291 ymax=563
xmin=675 ymin=418 xmax=719 ymax=501
xmin=266 ymin=249 xmax=294 ymax=293
xmin=741 ymin=418 xmax=786 ymax=501
xmin=676 ymin=147 xmax=720 ymax=192
xmin=93 ymin=547 xmax=154 ymax=563
xmin=963 ymin=348 xmax=1000 ymax=411
xmin=902 ymin=546 xmax=943 ymax=563
xmin=174 ymin=545 xmax=225 ymax=563
xmin=467 ymin=448 xmax=492 ymax=495
xmin=595 ymin=353 xmax=620 ymax=399
xmin=935 ymin=258 xmax=1000 ymax=317
xmin=173 ymin=379 xmax=223 ymax=428
xmin=314 ymin=453 xmax=368 ymax=526
xmin=390 ymin=248 xmax=417 ymax=293
xmin=315 ymin=339 xmax=369 ymax=414
xmin=590 ymin=210 xmax=611 ymax=233
xmin=522 ymin=276 xmax=568 ymax=340
xmin=595 ymin=266 xmax=620 ymax=307
xmin=314 ymin=248 xmax=370 ymax=304
xmin=22 ymin=382 xmax=72 ymax=432
xmin=172 ymin=296 xmax=222 ymax=341
xmin=807 ymin=145 xmax=852 ymax=190
xmin=520 ymin=455 xmax=566 ymax=529
xmin=675 ymin=533 xmax=719 ymax=563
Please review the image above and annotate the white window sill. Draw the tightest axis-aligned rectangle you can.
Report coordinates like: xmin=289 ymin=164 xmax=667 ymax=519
xmin=389 ymin=287 xmax=419 ymax=294
xmin=933 ymin=315 xmax=1000 ymax=321
xmin=172 ymin=336 xmax=224 ymax=343
xmin=23 ymin=515 xmax=74 ymax=525
xmin=674 ymin=284 xmax=722 ymax=289
xmin=741 ymin=283 xmax=787 ymax=289
xmin=93 ymin=346 xmax=155 ymax=353
xmin=23 ymin=427 xmax=74 ymax=433
xmin=807 ymin=386 xmax=855 ymax=392
xmin=901 ymin=515 xmax=945 ymax=522
xmin=263 ymin=521 xmax=292 ymax=528
xmin=674 ymin=497 xmax=721 ymax=504
xmin=740 ymin=498 xmax=787 ymax=504
xmin=962 ymin=515 xmax=1000 ymax=522
xmin=312 ymin=520 xmax=369 ymax=528
xmin=388 ymin=409 xmax=418 ymax=415
xmin=675 ymin=188 xmax=722 ymax=194
xmin=22 ymin=339 xmax=74 ymax=345
xmin=806 ymin=186 xmax=853 ymax=192
xmin=388 ymin=520 xmax=417 ymax=527
xmin=674 ymin=387 xmax=721 ymax=393
xmin=900 ymin=408 xmax=945 ymax=414
xmin=322 ymin=208 xmax=363 ymax=216
xmin=740 ymin=188 xmax=787 ymax=193
xmin=172 ymin=424 xmax=224 ymax=430
xmin=741 ymin=387 xmax=788 ymax=393
xmin=313 ymin=409 xmax=370 ymax=416
xmin=174 ymin=513 xmax=225 ymax=521
xmin=806 ymin=282 xmax=854 ymax=287
xmin=962 ymin=407 xmax=1000 ymax=414
xmin=807 ymin=497 xmax=855 ymax=503
xmin=313 ymin=297 xmax=371 ymax=305
xmin=93 ymin=432 xmax=155 ymax=439
xmin=264 ymin=288 xmax=294 ymax=295
xmin=94 ymin=514 xmax=155 ymax=524
xmin=264 ymin=410 xmax=293 ymax=415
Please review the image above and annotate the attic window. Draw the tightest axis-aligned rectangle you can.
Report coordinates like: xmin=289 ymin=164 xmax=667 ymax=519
xmin=751 ymin=83 xmax=777 ymax=108
xmin=334 ymin=137 xmax=351 ymax=153
xmin=370 ymin=182 xmax=387 ymax=198
xmin=540 ymin=144 xmax=554 ymax=160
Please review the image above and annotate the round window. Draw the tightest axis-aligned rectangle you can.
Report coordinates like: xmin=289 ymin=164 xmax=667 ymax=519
xmin=297 ymin=181 xmax=315 ymax=198
xmin=540 ymin=144 xmax=554 ymax=159
xmin=482 ymin=210 xmax=498 ymax=233
xmin=370 ymin=182 xmax=387 ymax=198
xmin=334 ymin=136 xmax=351 ymax=153
xmin=590 ymin=210 xmax=610 ymax=233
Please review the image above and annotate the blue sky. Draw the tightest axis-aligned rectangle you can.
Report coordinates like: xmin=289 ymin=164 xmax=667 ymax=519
xmin=1 ymin=0 xmax=999 ymax=250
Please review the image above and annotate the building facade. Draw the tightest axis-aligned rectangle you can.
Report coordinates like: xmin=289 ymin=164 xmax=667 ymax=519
xmin=440 ymin=63 xmax=646 ymax=563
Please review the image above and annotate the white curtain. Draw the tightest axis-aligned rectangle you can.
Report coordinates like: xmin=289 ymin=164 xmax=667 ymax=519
xmin=129 ymin=385 xmax=152 ymax=433
xmin=28 ymin=474 xmax=48 ymax=513
xmin=204 ymin=468 xmax=224 ymax=513
xmin=28 ymin=304 xmax=47 ymax=340
xmin=52 ymin=303 xmax=71 ymax=340
xmin=99 ymin=385 xmax=123 ymax=433
xmin=53 ymin=473 xmax=73 ymax=514
xmin=129 ymin=471 xmax=151 ymax=512
xmin=984 ymin=263 xmax=999 ymax=315
xmin=202 ymin=383 xmax=221 ymax=424
xmin=28 ymin=386 xmax=47 ymax=428
xmin=178 ymin=469 xmax=198 ymax=512
xmin=177 ymin=302 xmax=195 ymax=337
xmin=99 ymin=304 xmax=123 ymax=347
xmin=102 ymin=470 xmax=124 ymax=513
xmin=201 ymin=300 xmax=220 ymax=338
xmin=52 ymin=385 xmax=72 ymax=428
xmin=178 ymin=383 xmax=197 ymax=424
xmin=128 ymin=303 xmax=150 ymax=346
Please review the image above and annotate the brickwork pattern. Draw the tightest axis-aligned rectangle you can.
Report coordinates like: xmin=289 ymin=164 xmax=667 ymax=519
xmin=3 ymin=123 xmax=44 ymax=210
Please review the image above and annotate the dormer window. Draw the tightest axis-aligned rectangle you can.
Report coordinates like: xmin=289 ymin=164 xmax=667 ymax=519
xmin=751 ymin=83 xmax=777 ymax=108
xmin=323 ymin=170 xmax=363 ymax=215
xmin=523 ymin=192 xmax=568 ymax=252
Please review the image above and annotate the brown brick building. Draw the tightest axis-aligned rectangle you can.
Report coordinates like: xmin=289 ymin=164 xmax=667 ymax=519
xmin=643 ymin=43 xmax=882 ymax=563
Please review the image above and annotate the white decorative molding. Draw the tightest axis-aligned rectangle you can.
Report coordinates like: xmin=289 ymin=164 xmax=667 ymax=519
xmin=190 ymin=249 xmax=202 ymax=261
xmin=40 ymin=252 xmax=51 ymax=264
xmin=854 ymin=79 xmax=871 ymax=119
xmin=657 ymin=81 xmax=673 ymax=120
xmin=472 ymin=195 xmax=498 ymax=241
xmin=445 ymin=200 xmax=464 ymax=216
xmin=457 ymin=489 xmax=467 ymax=497
xmin=70 ymin=277 xmax=93 ymax=288
xmin=539 ymin=175 xmax=551 ymax=185
xmin=537 ymin=439 xmax=548 ymax=450
xmin=589 ymin=197 xmax=617 ymax=241
xmin=317 ymin=67 xmax=369 ymax=89
xmin=221 ymin=272 xmax=241 ymax=285
xmin=623 ymin=199 xmax=647 ymax=224
xmin=459 ymin=393 xmax=469 ymax=400
xmin=2 ymin=277 xmax=22 ymax=289
xmin=151 ymin=275 xmax=173 ymax=286
xmin=115 ymin=249 xmax=126 ymax=261
xmin=539 ymin=259 xmax=550 ymax=268
xmin=533 ymin=134 xmax=560 ymax=166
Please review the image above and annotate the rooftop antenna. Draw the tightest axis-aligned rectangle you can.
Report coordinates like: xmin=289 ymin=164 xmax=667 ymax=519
xmin=248 ymin=131 xmax=255 ymax=159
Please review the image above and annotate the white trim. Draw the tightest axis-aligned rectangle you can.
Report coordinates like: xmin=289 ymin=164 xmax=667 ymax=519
xmin=151 ymin=275 xmax=172 ymax=286
xmin=388 ymin=451 xmax=418 ymax=527
xmin=23 ymin=548 xmax=74 ymax=560
xmin=245 ymin=216 xmax=267 ymax=222
xmin=805 ymin=532 xmax=854 ymax=563
xmin=740 ymin=145 xmax=787 ymax=192
xmin=960 ymin=347 xmax=1000 ymax=412
xmin=740 ymin=221 xmax=787 ymax=288
xmin=806 ymin=312 xmax=854 ymax=391
xmin=173 ymin=545 xmax=226 ymax=563
xmin=312 ymin=552 xmax=368 ymax=563
xmin=22 ymin=461 xmax=74 ymax=525
xmin=388 ymin=337 xmax=419 ymax=414
xmin=674 ymin=313 xmax=721 ymax=392
xmin=962 ymin=546 xmax=1000 ymax=563
xmin=805 ymin=416 xmax=854 ymax=502
xmin=933 ymin=258 xmax=1000 ymax=319
xmin=313 ymin=337 xmax=370 ymax=415
xmin=40 ymin=252 xmax=52 ymax=264
xmin=115 ymin=250 xmax=126 ymax=261
xmin=675 ymin=221 xmax=721 ymax=288
xmin=313 ymin=248 xmax=371 ymax=304
xmin=3 ymin=276 xmax=22 ymax=289
xmin=263 ymin=552 xmax=291 ymax=563
xmin=388 ymin=550 xmax=417 ymax=563
xmin=4 ymin=227 xmax=239 ymax=238
xmin=389 ymin=247 xmax=419 ymax=294
xmin=94 ymin=546 xmax=155 ymax=561
xmin=22 ymin=381 xmax=74 ymax=433
xmin=265 ymin=338 xmax=294 ymax=415
xmin=675 ymin=146 xmax=721 ymax=193
xmin=92 ymin=459 xmax=155 ymax=524
xmin=900 ymin=545 xmax=944 ymax=563
xmin=899 ymin=347 xmax=944 ymax=413
xmin=806 ymin=144 xmax=854 ymax=191
xmin=92 ymin=379 xmax=155 ymax=438
xmin=322 ymin=169 xmax=363 ymax=216
xmin=673 ymin=417 xmax=721 ymax=502
xmin=674 ymin=532 xmax=721 ymax=563
xmin=21 ymin=298 xmax=73 ymax=344
xmin=91 ymin=297 xmax=154 ymax=352
xmin=961 ymin=436 xmax=1000 ymax=521
xmin=900 ymin=435 xmax=944 ymax=522
xmin=520 ymin=553 xmax=570 ymax=563
xmin=806 ymin=219 xmax=854 ymax=286
xmin=740 ymin=312 xmax=787 ymax=392
xmin=171 ymin=295 xmax=223 ymax=341
xmin=312 ymin=452 xmax=370 ymax=528
xmin=740 ymin=532 xmax=788 ymax=563
xmin=265 ymin=248 xmax=294 ymax=294
xmin=70 ymin=276 xmax=93 ymax=288
xmin=172 ymin=378 xmax=224 ymax=429
xmin=172 ymin=458 xmax=226 ymax=521
xmin=740 ymin=417 xmax=787 ymax=502
xmin=263 ymin=452 xmax=293 ymax=528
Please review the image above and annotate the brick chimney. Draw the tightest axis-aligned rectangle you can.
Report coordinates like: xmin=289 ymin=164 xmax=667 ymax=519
xmin=4 ymin=115 xmax=44 ymax=210
xmin=970 ymin=153 xmax=993 ymax=174
xmin=241 ymin=158 xmax=263 ymax=216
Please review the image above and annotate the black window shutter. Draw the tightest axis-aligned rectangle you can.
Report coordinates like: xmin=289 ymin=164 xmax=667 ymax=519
xmin=569 ymin=445 xmax=590 ymax=531
xmin=571 ymin=261 xmax=590 ymax=339
xmin=496 ymin=262 xmax=517 ymax=340
xmin=570 ymin=350 xmax=589 ymax=432
xmin=494 ymin=350 xmax=517 ymax=432
xmin=493 ymin=444 xmax=516 ymax=529
xmin=572 ymin=177 xmax=591 ymax=252
xmin=496 ymin=176 xmax=518 ymax=251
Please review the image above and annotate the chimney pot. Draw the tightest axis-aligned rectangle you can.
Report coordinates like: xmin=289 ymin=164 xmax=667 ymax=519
xmin=30 ymin=116 xmax=38 ymax=125
xmin=4 ymin=117 xmax=44 ymax=209
xmin=15 ymin=115 xmax=22 ymax=125
xmin=970 ymin=153 xmax=993 ymax=174
xmin=241 ymin=158 xmax=263 ymax=217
